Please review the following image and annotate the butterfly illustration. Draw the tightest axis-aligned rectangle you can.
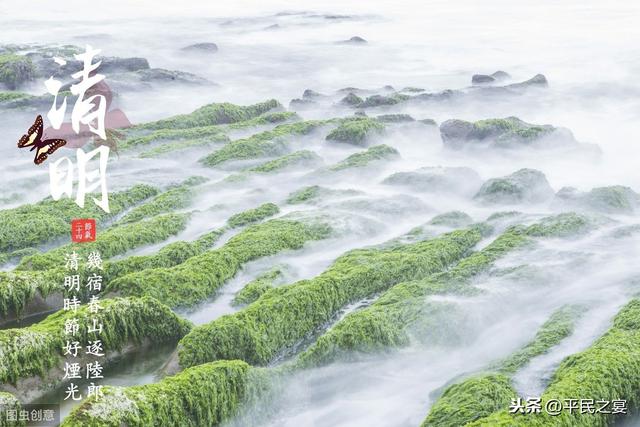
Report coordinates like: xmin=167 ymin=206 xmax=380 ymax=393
xmin=18 ymin=115 xmax=67 ymax=165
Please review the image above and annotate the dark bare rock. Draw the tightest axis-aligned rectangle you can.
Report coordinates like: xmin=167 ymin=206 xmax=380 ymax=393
xmin=302 ymin=89 xmax=324 ymax=99
xmin=504 ymin=74 xmax=548 ymax=90
xmin=376 ymin=114 xmax=415 ymax=123
xmin=472 ymin=74 xmax=496 ymax=85
xmin=339 ymin=36 xmax=367 ymax=44
xmin=181 ymin=43 xmax=219 ymax=53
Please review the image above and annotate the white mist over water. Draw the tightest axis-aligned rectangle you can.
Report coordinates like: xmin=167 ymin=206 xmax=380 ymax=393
xmin=2 ymin=0 xmax=640 ymax=425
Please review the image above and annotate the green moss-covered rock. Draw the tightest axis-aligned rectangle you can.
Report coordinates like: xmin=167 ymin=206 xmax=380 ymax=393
xmin=339 ymin=92 xmax=363 ymax=107
xmin=474 ymin=169 xmax=554 ymax=205
xmin=422 ymin=373 xmax=516 ymax=427
xmin=0 ymin=91 xmax=32 ymax=102
xmin=497 ymin=305 xmax=584 ymax=375
xmin=246 ymin=150 xmax=322 ymax=174
xmin=0 ymin=54 xmax=34 ymax=89
xmin=554 ymin=185 xmax=640 ymax=214
xmin=178 ymin=227 xmax=484 ymax=368
xmin=286 ymin=186 xmax=362 ymax=205
xmin=62 ymin=360 xmax=269 ymax=427
xmin=227 ymin=203 xmax=280 ymax=228
xmin=0 ymin=392 xmax=23 ymax=427
xmin=423 ymin=305 xmax=583 ymax=427
xmin=200 ymin=120 xmax=328 ymax=167
xmin=382 ymin=166 xmax=482 ymax=196
xmin=106 ymin=218 xmax=331 ymax=308
xmin=525 ymin=212 xmax=594 ymax=238
xmin=103 ymin=227 xmax=224 ymax=283
xmin=359 ymin=93 xmax=410 ymax=108
xmin=232 ymin=268 xmax=285 ymax=306
xmin=428 ymin=211 xmax=474 ymax=228
xmin=440 ymin=117 xmax=559 ymax=149
xmin=0 ymin=184 xmax=157 ymax=253
xmin=325 ymin=118 xmax=385 ymax=146
xmin=16 ymin=213 xmax=190 ymax=271
xmin=117 ymin=178 xmax=205 ymax=224
xmin=468 ymin=299 xmax=640 ymax=426
xmin=0 ymin=269 xmax=61 ymax=318
xmin=375 ymin=113 xmax=415 ymax=123
xmin=296 ymin=226 xmax=524 ymax=367
xmin=121 ymin=126 xmax=228 ymax=150
xmin=137 ymin=99 xmax=281 ymax=130
xmin=328 ymin=144 xmax=399 ymax=171
xmin=0 ymin=296 xmax=191 ymax=385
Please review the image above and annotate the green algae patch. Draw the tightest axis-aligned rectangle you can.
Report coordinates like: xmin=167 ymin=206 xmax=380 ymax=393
xmin=106 ymin=218 xmax=331 ymax=308
xmin=0 ymin=91 xmax=32 ymax=102
xmin=178 ymin=227 xmax=484 ymax=368
xmin=468 ymin=299 xmax=640 ymax=427
xmin=224 ymin=111 xmax=299 ymax=130
xmin=0 ymin=184 xmax=157 ymax=253
xmin=227 ymin=203 xmax=280 ymax=228
xmin=138 ymin=134 xmax=229 ymax=158
xmin=525 ymin=212 xmax=594 ymax=238
xmin=325 ymin=117 xmax=385 ymax=146
xmin=199 ymin=120 xmax=329 ymax=167
xmin=328 ymin=144 xmax=399 ymax=171
xmin=0 ymin=296 xmax=191 ymax=385
xmin=232 ymin=268 xmax=285 ymax=306
xmin=16 ymin=213 xmax=190 ymax=271
xmin=474 ymin=169 xmax=554 ymax=205
xmin=422 ymin=373 xmax=516 ymax=427
xmin=121 ymin=126 xmax=228 ymax=150
xmin=247 ymin=150 xmax=322 ymax=174
xmin=286 ymin=186 xmax=362 ymax=205
xmin=298 ymin=214 xmax=592 ymax=367
xmin=555 ymin=185 xmax=640 ymax=215
xmin=137 ymin=99 xmax=282 ymax=130
xmin=496 ymin=305 xmax=584 ymax=375
xmin=440 ymin=116 xmax=557 ymax=149
xmin=423 ymin=305 xmax=583 ymax=427
xmin=117 ymin=178 xmax=205 ymax=224
xmin=62 ymin=360 xmax=269 ymax=427
xmin=0 ymin=54 xmax=34 ymax=89
xmin=103 ymin=227 xmax=224 ymax=284
xmin=0 ymin=269 xmax=62 ymax=318
xmin=0 ymin=392 xmax=22 ymax=427
xmin=296 ymin=226 xmax=525 ymax=367
xmin=429 ymin=211 xmax=474 ymax=228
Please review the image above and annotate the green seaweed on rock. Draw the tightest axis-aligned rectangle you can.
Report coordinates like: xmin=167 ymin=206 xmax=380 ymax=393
xmin=0 ymin=54 xmax=34 ymax=89
xmin=328 ymin=144 xmax=399 ymax=171
xmin=106 ymin=218 xmax=331 ymax=308
xmin=227 ymin=203 xmax=280 ymax=228
xmin=137 ymin=99 xmax=282 ymax=130
xmin=0 ymin=184 xmax=157 ymax=253
xmin=117 ymin=177 xmax=205 ymax=224
xmin=61 ymin=360 xmax=269 ymax=427
xmin=16 ymin=213 xmax=190 ymax=271
xmin=325 ymin=117 xmax=385 ymax=146
xmin=0 ymin=392 xmax=23 ymax=427
xmin=0 ymin=296 xmax=191 ymax=385
xmin=422 ymin=305 xmax=583 ymax=427
xmin=200 ymin=120 xmax=329 ymax=167
xmin=177 ymin=226 xmax=485 ymax=368
xmin=467 ymin=299 xmax=640 ymax=426
xmin=232 ymin=268 xmax=285 ymax=306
